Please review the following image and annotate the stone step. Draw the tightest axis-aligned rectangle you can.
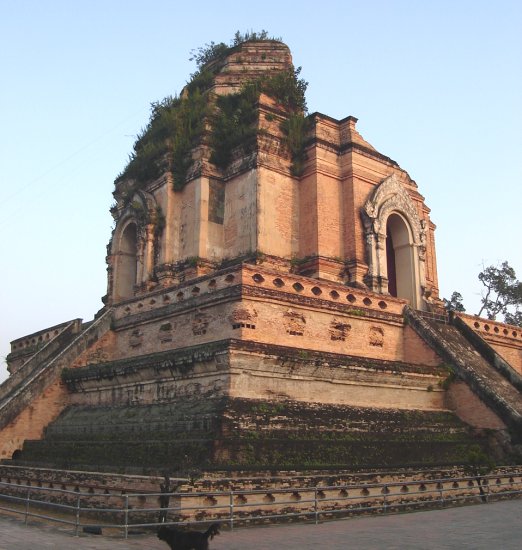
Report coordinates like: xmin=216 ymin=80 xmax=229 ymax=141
xmin=10 ymin=398 xmax=486 ymax=472
xmin=405 ymin=307 xmax=522 ymax=443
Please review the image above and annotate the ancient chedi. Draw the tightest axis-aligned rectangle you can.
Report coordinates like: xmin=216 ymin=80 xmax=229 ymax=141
xmin=2 ymin=38 xmax=521 ymax=472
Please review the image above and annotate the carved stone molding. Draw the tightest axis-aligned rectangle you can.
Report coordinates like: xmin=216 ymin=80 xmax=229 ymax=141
xmin=361 ymin=174 xmax=426 ymax=308
xmin=363 ymin=174 xmax=424 ymax=245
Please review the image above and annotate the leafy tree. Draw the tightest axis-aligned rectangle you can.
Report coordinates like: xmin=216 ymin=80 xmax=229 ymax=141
xmin=477 ymin=261 xmax=522 ymax=325
xmin=443 ymin=291 xmax=466 ymax=312
xmin=463 ymin=445 xmax=495 ymax=503
xmin=504 ymin=310 xmax=522 ymax=327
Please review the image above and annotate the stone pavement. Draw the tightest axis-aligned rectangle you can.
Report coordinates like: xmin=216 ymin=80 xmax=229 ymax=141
xmin=0 ymin=499 xmax=521 ymax=549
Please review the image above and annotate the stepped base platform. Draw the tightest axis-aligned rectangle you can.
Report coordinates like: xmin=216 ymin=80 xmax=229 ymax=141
xmin=11 ymin=398 xmax=488 ymax=474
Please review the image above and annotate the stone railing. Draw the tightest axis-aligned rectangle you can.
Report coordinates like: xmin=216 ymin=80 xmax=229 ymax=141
xmin=0 ymin=466 xmax=520 ymax=537
xmin=458 ymin=313 xmax=522 ymax=343
xmin=8 ymin=319 xmax=80 ymax=359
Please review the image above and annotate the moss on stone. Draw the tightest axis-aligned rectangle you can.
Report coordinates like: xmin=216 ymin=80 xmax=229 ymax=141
xmin=14 ymin=397 xmax=494 ymax=473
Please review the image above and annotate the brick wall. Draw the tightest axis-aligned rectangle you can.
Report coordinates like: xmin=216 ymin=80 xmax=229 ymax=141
xmin=0 ymin=379 xmax=69 ymax=459
xmin=445 ymin=381 xmax=506 ymax=430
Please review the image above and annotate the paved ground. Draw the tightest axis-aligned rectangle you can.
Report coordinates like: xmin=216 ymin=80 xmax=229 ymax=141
xmin=0 ymin=499 xmax=521 ymax=549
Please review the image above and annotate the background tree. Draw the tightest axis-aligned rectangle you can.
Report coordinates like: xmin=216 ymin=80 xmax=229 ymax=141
xmin=477 ymin=261 xmax=522 ymax=325
xmin=443 ymin=291 xmax=466 ymax=312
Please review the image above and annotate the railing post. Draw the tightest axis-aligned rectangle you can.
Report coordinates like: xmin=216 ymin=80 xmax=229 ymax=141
xmin=75 ymin=495 xmax=81 ymax=536
xmin=24 ymin=487 xmax=30 ymax=525
xmin=124 ymin=495 xmax=129 ymax=539
xmin=314 ymin=488 xmax=319 ymax=524
xmin=383 ymin=486 xmax=387 ymax=514
xmin=439 ymin=485 xmax=444 ymax=508
xmin=229 ymin=492 xmax=234 ymax=531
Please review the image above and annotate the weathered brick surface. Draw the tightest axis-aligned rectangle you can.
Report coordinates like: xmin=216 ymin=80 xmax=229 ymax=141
xmin=458 ymin=313 xmax=522 ymax=375
xmin=0 ymin=379 xmax=68 ymax=460
xmin=445 ymin=381 xmax=506 ymax=430
xmin=15 ymin=396 xmax=483 ymax=471
xmin=2 ymin=41 xmax=520 ymax=475
xmin=0 ymin=312 xmax=113 ymax=459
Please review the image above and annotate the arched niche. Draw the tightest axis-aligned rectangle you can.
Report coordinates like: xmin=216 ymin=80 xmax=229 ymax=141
xmin=362 ymin=174 xmax=426 ymax=310
xmin=386 ymin=213 xmax=417 ymax=305
xmin=107 ymin=190 xmax=162 ymax=304
xmin=114 ymin=222 xmax=138 ymax=301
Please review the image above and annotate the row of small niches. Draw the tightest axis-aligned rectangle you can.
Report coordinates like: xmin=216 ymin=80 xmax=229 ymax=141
xmin=196 ymin=477 xmax=519 ymax=506
xmin=473 ymin=320 xmax=520 ymax=339
xmin=122 ymin=273 xmax=238 ymax=315
xmin=250 ymin=273 xmax=390 ymax=311
xmin=0 ymin=476 xmax=519 ymax=504
xmin=121 ymin=271 xmax=391 ymax=316
xmin=11 ymin=329 xmax=62 ymax=351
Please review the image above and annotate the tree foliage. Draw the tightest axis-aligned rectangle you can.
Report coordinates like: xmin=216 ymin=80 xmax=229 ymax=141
xmin=116 ymin=31 xmax=310 ymax=191
xmin=477 ymin=261 xmax=522 ymax=324
xmin=209 ymin=68 xmax=310 ymax=173
xmin=444 ymin=261 xmax=522 ymax=326
xmin=189 ymin=30 xmax=281 ymax=70
xmin=443 ymin=291 xmax=466 ymax=313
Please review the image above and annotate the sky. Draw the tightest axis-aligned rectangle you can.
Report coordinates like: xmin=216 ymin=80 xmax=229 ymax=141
xmin=1 ymin=0 xmax=521 ymax=382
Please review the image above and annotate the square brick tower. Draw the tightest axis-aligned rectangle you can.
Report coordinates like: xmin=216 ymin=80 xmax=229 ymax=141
xmin=5 ymin=39 xmax=518 ymax=472
xmin=106 ymin=40 xmax=440 ymax=312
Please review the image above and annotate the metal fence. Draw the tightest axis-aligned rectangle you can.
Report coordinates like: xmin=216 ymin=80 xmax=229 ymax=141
xmin=0 ymin=472 xmax=521 ymax=538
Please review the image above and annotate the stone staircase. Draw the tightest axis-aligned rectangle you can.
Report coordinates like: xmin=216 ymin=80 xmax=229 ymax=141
xmin=405 ymin=307 xmax=522 ymax=443
xmin=0 ymin=309 xmax=113 ymax=457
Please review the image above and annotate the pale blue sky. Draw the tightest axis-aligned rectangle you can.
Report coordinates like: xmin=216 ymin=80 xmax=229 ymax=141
xmin=1 ymin=0 xmax=521 ymax=381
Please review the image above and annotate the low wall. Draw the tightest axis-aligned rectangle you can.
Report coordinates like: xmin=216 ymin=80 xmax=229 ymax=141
xmin=457 ymin=313 xmax=522 ymax=376
xmin=0 ymin=465 xmax=520 ymax=527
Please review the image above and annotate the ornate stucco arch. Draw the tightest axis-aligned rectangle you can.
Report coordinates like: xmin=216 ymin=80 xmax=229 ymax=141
xmin=362 ymin=174 xmax=427 ymax=309
xmin=108 ymin=190 xmax=159 ymax=303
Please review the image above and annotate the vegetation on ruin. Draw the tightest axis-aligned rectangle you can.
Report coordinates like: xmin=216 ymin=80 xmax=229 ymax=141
xmin=189 ymin=30 xmax=280 ymax=69
xmin=116 ymin=89 xmax=210 ymax=192
xmin=115 ymin=31 xmax=311 ymax=195
xmin=129 ymin=201 xmax=165 ymax=237
xmin=438 ymin=364 xmax=456 ymax=390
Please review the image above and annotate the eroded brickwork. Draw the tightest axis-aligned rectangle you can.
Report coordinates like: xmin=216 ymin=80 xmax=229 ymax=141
xmin=2 ymin=40 xmax=520 ymax=473
xmin=445 ymin=381 xmax=506 ymax=430
xmin=0 ymin=379 xmax=68 ymax=460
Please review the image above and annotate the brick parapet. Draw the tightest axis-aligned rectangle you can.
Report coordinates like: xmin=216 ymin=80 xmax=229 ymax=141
xmin=6 ymin=319 xmax=82 ymax=374
xmin=457 ymin=312 xmax=522 ymax=347
xmin=452 ymin=315 xmax=522 ymax=392
xmin=0 ymin=464 xmax=520 ymax=521
xmin=8 ymin=319 xmax=81 ymax=355
xmin=1 ymin=320 xmax=80 ymax=405
xmin=456 ymin=313 xmax=522 ymax=376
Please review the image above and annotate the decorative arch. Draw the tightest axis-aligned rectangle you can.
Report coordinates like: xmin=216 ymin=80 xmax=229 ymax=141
xmin=108 ymin=191 xmax=160 ymax=303
xmin=362 ymin=174 xmax=427 ymax=309
xmin=114 ymin=221 xmax=138 ymax=300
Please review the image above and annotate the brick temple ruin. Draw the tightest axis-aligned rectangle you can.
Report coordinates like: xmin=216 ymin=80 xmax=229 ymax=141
xmin=1 ymin=39 xmax=521 ymax=476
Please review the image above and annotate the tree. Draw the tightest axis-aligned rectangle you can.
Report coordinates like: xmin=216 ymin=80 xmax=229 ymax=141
xmin=477 ymin=261 xmax=522 ymax=325
xmin=504 ymin=310 xmax=522 ymax=326
xmin=443 ymin=291 xmax=466 ymax=312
